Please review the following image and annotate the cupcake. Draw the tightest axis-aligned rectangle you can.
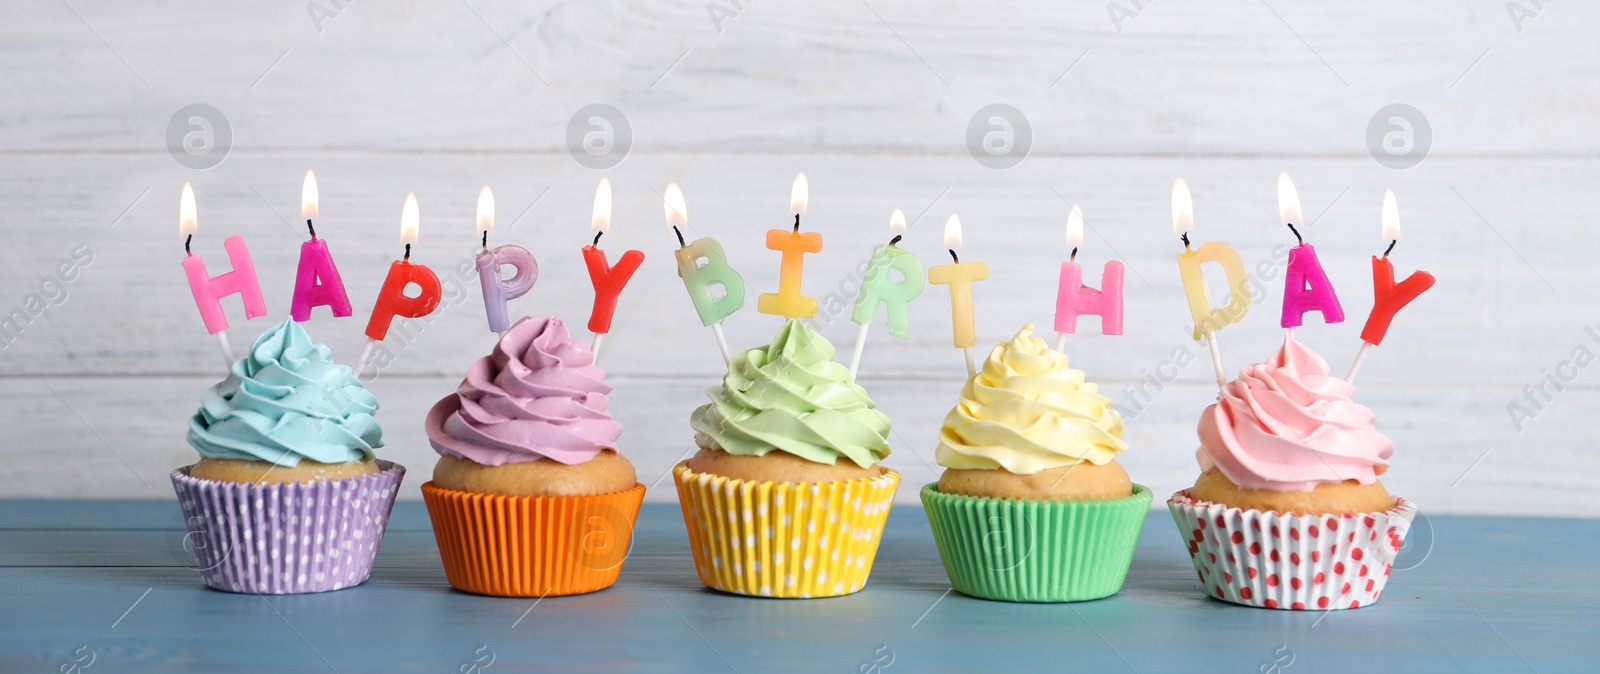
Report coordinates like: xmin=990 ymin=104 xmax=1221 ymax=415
xmin=171 ymin=319 xmax=406 ymax=594
xmin=422 ymin=315 xmax=645 ymax=597
xmin=674 ymin=318 xmax=900 ymax=598
xmin=1168 ymin=333 xmax=1417 ymax=610
xmin=921 ymin=325 xmax=1151 ymax=602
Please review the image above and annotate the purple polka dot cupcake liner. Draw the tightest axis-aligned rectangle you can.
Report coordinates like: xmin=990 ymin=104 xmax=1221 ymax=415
xmin=1168 ymin=490 xmax=1417 ymax=610
xmin=170 ymin=461 xmax=406 ymax=595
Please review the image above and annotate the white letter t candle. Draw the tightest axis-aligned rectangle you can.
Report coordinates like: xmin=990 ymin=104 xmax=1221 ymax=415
xmin=927 ymin=214 xmax=988 ymax=377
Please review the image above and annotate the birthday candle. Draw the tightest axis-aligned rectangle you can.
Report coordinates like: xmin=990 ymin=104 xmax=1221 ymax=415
xmin=1277 ymin=173 xmax=1344 ymax=329
xmin=582 ymin=177 xmax=645 ymax=355
xmin=178 ymin=182 xmax=265 ymax=366
xmin=665 ymin=183 xmax=745 ymax=363
xmin=1054 ymin=204 xmax=1124 ymax=344
xmin=474 ymin=186 xmax=538 ymax=334
xmin=848 ymin=209 xmax=924 ymax=376
xmin=756 ymin=173 xmax=822 ymax=318
xmin=290 ymin=170 xmax=353 ymax=322
xmin=927 ymin=214 xmax=988 ymax=376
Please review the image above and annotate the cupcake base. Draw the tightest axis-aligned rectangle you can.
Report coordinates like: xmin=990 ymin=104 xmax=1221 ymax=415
xmin=673 ymin=460 xmax=900 ymax=598
xmin=422 ymin=481 xmax=646 ymax=597
xmin=170 ymin=460 xmax=406 ymax=595
xmin=922 ymin=482 xmax=1152 ymax=603
xmin=1168 ymin=490 xmax=1418 ymax=610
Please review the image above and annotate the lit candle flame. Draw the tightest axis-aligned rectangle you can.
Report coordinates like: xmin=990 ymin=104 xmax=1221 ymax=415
xmin=1381 ymin=189 xmax=1400 ymax=241
xmin=477 ymin=186 xmax=494 ymax=235
xmin=944 ymin=214 xmax=963 ymax=249
xmin=664 ymin=182 xmax=688 ymax=229
xmin=1066 ymin=204 xmax=1084 ymax=250
xmin=889 ymin=209 xmax=906 ymax=234
xmin=592 ymin=177 xmax=612 ymax=233
xmin=1277 ymin=171 xmax=1303 ymax=228
xmin=179 ymin=182 xmax=197 ymax=239
xmin=1171 ymin=178 xmax=1193 ymax=239
xmin=301 ymin=170 xmax=318 ymax=222
xmin=790 ymin=173 xmax=808 ymax=214
xmin=400 ymin=193 xmax=419 ymax=246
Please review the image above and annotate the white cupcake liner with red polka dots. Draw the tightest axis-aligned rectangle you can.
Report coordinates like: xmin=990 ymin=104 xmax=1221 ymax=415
xmin=1167 ymin=490 xmax=1417 ymax=610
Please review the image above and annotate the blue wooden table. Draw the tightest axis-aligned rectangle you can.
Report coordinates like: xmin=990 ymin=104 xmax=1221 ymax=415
xmin=1 ymin=501 xmax=1594 ymax=674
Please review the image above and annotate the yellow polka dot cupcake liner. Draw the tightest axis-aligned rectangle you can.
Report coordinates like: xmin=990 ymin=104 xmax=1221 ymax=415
xmin=672 ymin=461 xmax=901 ymax=598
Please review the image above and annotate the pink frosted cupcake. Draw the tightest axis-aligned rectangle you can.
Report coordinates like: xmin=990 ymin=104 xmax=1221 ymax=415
xmin=1168 ymin=334 xmax=1417 ymax=610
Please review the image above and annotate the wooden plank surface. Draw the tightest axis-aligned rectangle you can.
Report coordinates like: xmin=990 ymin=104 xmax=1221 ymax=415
xmin=3 ymin=1 xmax=1596 ymax=510
xmin=0 ymin=501 xmax=1595 ymax=673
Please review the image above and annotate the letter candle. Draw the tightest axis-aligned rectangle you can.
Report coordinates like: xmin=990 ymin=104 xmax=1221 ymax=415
xmin=290 ymin=170 xmax=353 ymax=322
xmin=356 ymin=193 xmax=443 ymax=375
xmin=1053 ymin=203 xmax=1124 ymax=353
xmin=756 ymin=173 xmax=823 ymax=318
xmin=582 ymin=177 xmax=645 ymax=358
xmin=1172 ymin=178 xmax=1250 ymax=389
xmin=848 ymin=209 xmax=924 ymax=378
xmin=178 ymin=182 xmax=266 ymax=368
xmin=1346 ymin=189 xmax=1436 ymax=383
xmin=666 ymin=182 xmax=745 ymax=364
xmin=927 ymin=214 xmax=989 ymax=377
xmin=1277 ymin=172 xmax=1344 ymax=334
xmin=475 ymin=186 xmax=538 ymax=335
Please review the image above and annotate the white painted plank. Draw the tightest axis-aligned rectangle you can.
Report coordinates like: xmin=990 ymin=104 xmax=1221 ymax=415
xmin=2 ymin=0 xmax=1595 ymax=154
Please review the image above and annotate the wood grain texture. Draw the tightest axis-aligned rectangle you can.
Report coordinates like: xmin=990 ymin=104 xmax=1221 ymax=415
xmin=2 ymin=1 xmax=1595 ymax=508
xmin=3 ymin=1 xmax=1596 ymax=155
xmin=1 ymin=501 xmax=1596 ymax=673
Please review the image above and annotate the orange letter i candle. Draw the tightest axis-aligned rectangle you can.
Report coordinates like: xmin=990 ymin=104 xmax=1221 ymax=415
xmin=756 ymin=173 xmax=822 ymax=319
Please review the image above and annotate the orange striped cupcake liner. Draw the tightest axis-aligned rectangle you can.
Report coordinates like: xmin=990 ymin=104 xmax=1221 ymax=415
xmin=672 ymin=461 xmax=900 ymax=598
xmin=421 ymin=481 xmax=645 ymax=597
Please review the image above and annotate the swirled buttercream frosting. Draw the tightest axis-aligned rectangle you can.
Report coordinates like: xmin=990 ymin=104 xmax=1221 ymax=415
xmin=188 ymin=319 xmax=382 ymax=466
xmin=1196 ymin=333 xmax=1393 ymax=492
xmin=936 ymin=325 xmax=1127 ymax=474
xmin=690 ymin=319 xmax=891 ymax=468
xmin=426 ymin=316 xmax=621 ymax=466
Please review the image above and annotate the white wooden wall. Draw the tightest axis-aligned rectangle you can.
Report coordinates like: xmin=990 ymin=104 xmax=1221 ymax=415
xmin=2 ymin=0 xmax=1596 ymax=515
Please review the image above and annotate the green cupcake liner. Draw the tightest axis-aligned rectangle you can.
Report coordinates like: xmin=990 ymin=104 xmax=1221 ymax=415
xmin=920 ymin=482 xmax=1153 ymax=603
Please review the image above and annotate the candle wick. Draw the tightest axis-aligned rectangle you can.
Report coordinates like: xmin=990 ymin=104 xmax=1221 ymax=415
xmin=672 ymin=225 xmax=686 ymax=248
xmin=184 ymin=233 xmax=192 ymax=255
xmin=593 ymin=230 xmax=603 ymax=246
xmin=793 ymin=214 xmax=800 ymax=233
xmin=948 ymin=248 xmax=959 ymax=264
xmin=1180 ymin=232 xmax=1191 ymax=249
xmin=482 ymin=230 xmax=488 ymax=251
xmin=1287 ymin=223 xmax=1302 ymax=245
xmin=889 ymin=234 xmax=902 ymax=247
xmin=403 ymin=243 xmax=411 ymax=261
xmin=1070 ymin=247 xmax=1078 ymax=262
xmin=306 ymin=219 xmax=316 ymax=239
xmin=1383 ymin=239 xmax=1397 ymax=258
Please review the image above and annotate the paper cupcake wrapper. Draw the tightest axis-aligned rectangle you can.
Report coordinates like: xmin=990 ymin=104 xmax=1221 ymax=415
xmin=170 ymin=460 xmax=406 ymax=595
xmin=1168 ymin=490 xmax=1418 ymax=610
xmin=673 ymin=461 xmax=900 ymax=598
xmin=921 ymin=482 xmax=1152 ymax=603
xmin=422 ymin=481 xmax=646 ymax=597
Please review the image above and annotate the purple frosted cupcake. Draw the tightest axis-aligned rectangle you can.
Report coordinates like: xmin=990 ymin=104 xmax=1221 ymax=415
xmin=171 ymin=319 xmax=405 ymax=594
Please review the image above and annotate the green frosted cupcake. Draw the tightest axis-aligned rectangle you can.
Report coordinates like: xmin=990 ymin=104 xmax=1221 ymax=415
xmin=921 ymin=325 xmax=1150 ymax=602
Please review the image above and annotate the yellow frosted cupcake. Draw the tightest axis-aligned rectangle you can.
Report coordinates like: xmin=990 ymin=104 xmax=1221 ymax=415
xmin=673 ymin=319 xmax=900 ymax=598
xmin=922 ymin=325 xmax=1151 ymax=602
